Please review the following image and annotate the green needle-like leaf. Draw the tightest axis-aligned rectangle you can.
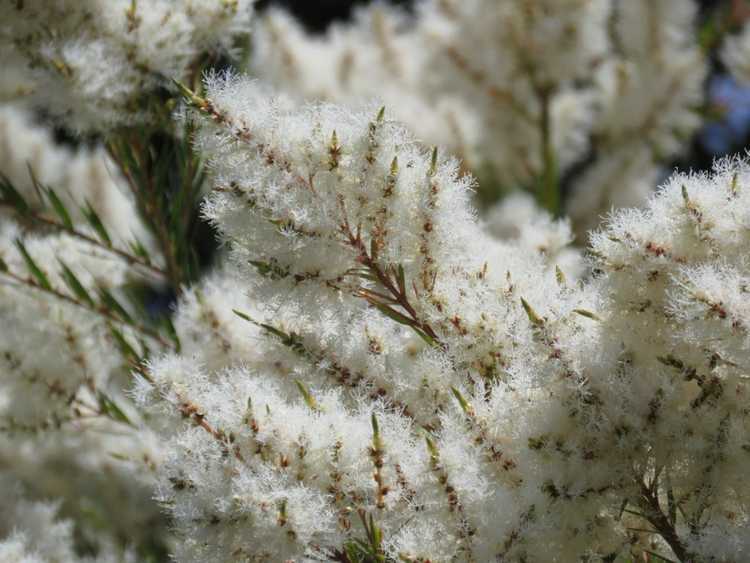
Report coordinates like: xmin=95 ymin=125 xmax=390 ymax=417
xmin=97 ymin=285 xmax=133 ymax=324
xmin=0 ymin=174 xmax=30 ymax=215
xmin=15 ymin=239 xmax=52 ymax=290
xmin=82 ymin=200 xmax=112 ymax=247
xmin=45 ymin=188 xmax=73 ymax=230
xmin=58 ymin=260 xmax=94 ymax=305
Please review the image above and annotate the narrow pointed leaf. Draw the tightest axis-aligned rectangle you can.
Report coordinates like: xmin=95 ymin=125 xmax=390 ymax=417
xmin=573 ymin=308 xmax=600 ymax=321
xmin=97 ymin=391 xmax=132 ymax=425
xmin=128 ymin=238 xmax=151 ymax=264
xmin=161 ymin=315 xmax=181 ymax=352
xmin=97 ymin=286 xmax=132 ymax=323
xmin=371 ymin=413 xmax=380 ymax=439
xmin=428 ymin=147 xmax=438 ymax=177
xmin=450 ymin=386 xmax=473 ymax=416
xmin=15 ymin=239 xmax=51 ymax=290
xmin=0 ymin=174 xmax=29 ymax=214
xmin=25 ymin=164 xmax=46 ymax=205
xmin=232 ymin=308 xmax=258 ymax=325
xmin=171 ymin=78 xmax=207 ymax=108
xmin=82 ymin=200 xmax=112 ymax=247
xmin=424 ymin=433 xmax=439 ymax=462
xmin=109 ymin=325 xmax=140 ymax=364
xmin=137 ymin=336 xmax=151 ymax=362
xmin=295 ymin=379 xmax=319 ymax=411
xmin=412 ymin=327 xmax=437 ymax=348
xmin=259 ymin=323 xmax=289 ymax=341
xmin=396 ymin=264 xmax=406 ymax=295
xmin=58 ymin=260 xmax=94 ymax=305
xmin=520 ymin=297 xmax=544 ymax=326
xmin=369 ymin=301 xmax=414 ymax=327
xmin=45 ymin=188 xmax=73 ymax=230
xmin=555 ymin=265 xmax=566 ymax=286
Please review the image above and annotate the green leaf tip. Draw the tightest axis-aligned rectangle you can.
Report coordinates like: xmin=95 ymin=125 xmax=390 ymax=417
xmin=97 ymin=391 xmax=132 ymax=425
xmin=573 ymin=308 xmax=600 ymax=321
xmin=555 ymin=265 xmax=566 ymax=286
xmin=295 ymin=379 xmax=319 ymax=411
xmin=371 ymin=412 xmax=380 ymax=437
xmin=171 ymin=78 xmax=206 ymax=107
xmin=15 ymin=239 xmax=52 ymax=291
xmin=520 ymin=297 xmax=544 ymax=326
xmin=58 ymin=260 xmax=94 ymax=306
xmin=45 ymin=187 xmax=74 ymax=230
xmin=0 ymin=173 xmax=30 ymax=215
xmin=82 ymin=199 xmax=112 ymax=247
xmin=232 ymin=308 xmax=257 ymax=324
xmin=428 ymin=147 xmax=438 ymax=177
xmin=450 ymin=386 xmax=473 ymax=416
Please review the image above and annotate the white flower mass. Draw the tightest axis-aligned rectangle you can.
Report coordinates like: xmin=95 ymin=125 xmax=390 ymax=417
xmin=1 ymin=1 xmax=750 ymax=562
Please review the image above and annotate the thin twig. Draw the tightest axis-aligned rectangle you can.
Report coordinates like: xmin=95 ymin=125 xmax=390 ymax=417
xmin=344 ymin=224 xmax=441 ymax=346
xmin=0 ymin=201 xmax=166 ymax=278
xmin=0 ymin=269 xmax=172 ymax=349
xmin=635 ymin=477 xmax=691 ymax=562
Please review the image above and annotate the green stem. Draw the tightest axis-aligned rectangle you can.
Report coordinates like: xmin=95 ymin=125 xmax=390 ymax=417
xmin=538 ymin=87 xmax=559 ymax=216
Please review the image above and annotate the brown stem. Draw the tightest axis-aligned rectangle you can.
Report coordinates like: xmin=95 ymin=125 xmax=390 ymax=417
xmin=343 ymin=224 xmax=441 ymax=346
xmin=636 ymin=479 xmax=691 ymax=562
xmin=177 ymin=400 xmax=245 ymax=463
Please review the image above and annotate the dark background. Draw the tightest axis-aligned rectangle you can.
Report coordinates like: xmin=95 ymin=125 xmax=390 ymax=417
xmin=256 ymin=0 xmax=412 ymax=32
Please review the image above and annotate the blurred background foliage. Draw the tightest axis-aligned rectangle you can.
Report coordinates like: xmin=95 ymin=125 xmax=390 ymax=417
xmin=258 ymin=0 xmax=750 ymax=178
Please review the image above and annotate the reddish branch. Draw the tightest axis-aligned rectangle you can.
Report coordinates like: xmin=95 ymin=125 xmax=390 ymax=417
xmin=341 ymin=218 xmax=441 ymax=346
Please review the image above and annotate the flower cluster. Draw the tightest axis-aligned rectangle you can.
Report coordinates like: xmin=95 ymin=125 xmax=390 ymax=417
xmin=1 ymin=2 xmax=750 ymax=562
xmin=133 ymin=73 xmax=573 ymax=560
xmin=129 ymin=75 xmax=750 ymax=561
xmin=0 ymin=473 xmax=132 ymax=563
xmin=250 ymin=0 xmax=707 ymax=229
xmin=0 ymin=106 xmax=151 ymax=243
xmin=0 ymin=103 xmax=170 ymax=561
xmin=1 ymin=0 xmax=254 ymax=129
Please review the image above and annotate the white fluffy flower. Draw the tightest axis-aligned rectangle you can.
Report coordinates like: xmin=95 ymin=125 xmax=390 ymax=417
xmin=134 ymin=78 xmax=750 ymax=561
xmin=567 ymin=0 xmax=706 ymax=233
xmin=136 ymin=75 xmax=628 ymax=561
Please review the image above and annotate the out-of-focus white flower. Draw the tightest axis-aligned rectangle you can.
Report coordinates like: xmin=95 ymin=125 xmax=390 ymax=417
xmin=0 ymin=106 xmax=152 ymax=245
xmin=0 ymin=473 xmax=139 ymax=562
xmin=568 ymin=0 xmax=706 ymax=234
xmin=485 ymin=192 xmax=585 ymax=279
xmin=1 ymin=0 xmax=255 ymax=130
xmin=251 ymin=0 xmax=707 ymax=233
xmin=724 ymin=20 xmax=750 ymax=84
